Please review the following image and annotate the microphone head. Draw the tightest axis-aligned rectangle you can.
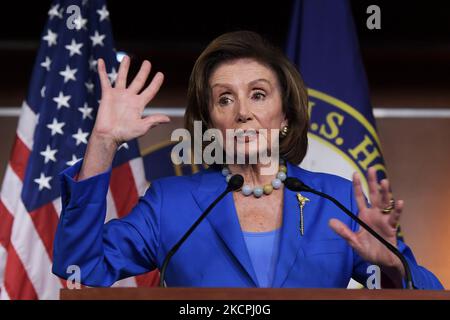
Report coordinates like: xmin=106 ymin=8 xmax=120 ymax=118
xmin=228 ymin=174 xmax=244 ymax=191
xmin=284 ymin=177 xmax=310 ymax=192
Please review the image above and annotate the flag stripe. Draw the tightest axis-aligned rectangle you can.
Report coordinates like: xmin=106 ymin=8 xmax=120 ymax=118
xmin=135 ymin=271 xmax=160 ymax=287
xmin=16 ymin=102 xmax=37 ymax=150
xmin=112 ymin=275 xmax=137 ymax=287
xmin=129 ymin=157 xmax=149 ymax=196
xmin=106 ymin=188 xmax=119 ymax=222
xmin=29 ymin=203 xmax=60 ymax=260
xmin=3 ymin=246 xmax=38 ymax=300
xmin=0 ymin=201 xmax=14 ymax=250
xmin=9 ymin=187 xmax=61 ymax=299
xmin=9 ymin=136 xmax=31 ymax=182
xmin=0 ymin=201 xmax=13 ymax=294
xmin=0 ymin=245 xmax=6 ymax=295
xmin=1 ymin=165 xmax=24 ymax=219
xmin=0 ymin=169 xmax=20 ymax=295
xmin=52 ymin=198 xmax=62 ymax=218
xmin=109 ymin=162 xmax=139 ymax=218
xmin=0 ymin=282 xmax=10 ymax=300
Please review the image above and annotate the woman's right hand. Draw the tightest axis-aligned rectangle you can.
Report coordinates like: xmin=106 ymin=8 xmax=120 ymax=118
xmin=77 ymin=56 xmax=170 ymax=180
xmin=94 ymin=56 xmax=170 ymax=145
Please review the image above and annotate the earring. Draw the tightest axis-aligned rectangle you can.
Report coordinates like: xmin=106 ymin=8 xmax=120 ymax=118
xmin=280 ymin=126 xmax=289 ymax=138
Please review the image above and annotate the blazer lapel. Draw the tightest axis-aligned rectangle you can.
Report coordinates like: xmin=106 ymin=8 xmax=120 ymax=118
xmin=272 ymin=162 xmax=321 ymax=287
xmin=190 ymin=170 xmax=258 ymax=287
xmin=272 ymin=183 xmax=304 ymax=287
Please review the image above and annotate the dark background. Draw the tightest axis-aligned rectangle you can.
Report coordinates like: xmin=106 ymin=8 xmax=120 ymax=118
xmin=1 ymin=0 xmax=450 ymax=107
xmin=2 ymin=1 xmax=450 ymax=46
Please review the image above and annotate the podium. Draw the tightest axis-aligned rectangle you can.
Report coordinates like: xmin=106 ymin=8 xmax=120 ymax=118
xmin=60 ymin=288 xmax=450 ymax=300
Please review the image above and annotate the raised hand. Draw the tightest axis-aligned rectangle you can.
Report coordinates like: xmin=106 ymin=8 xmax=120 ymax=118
xmin=94 ymin=56 xmax=170 ymax=145
xmin=78 ymin=56 xmax=170 ymax=180
xmin=329 ymin=167 xmax=405 ymax=276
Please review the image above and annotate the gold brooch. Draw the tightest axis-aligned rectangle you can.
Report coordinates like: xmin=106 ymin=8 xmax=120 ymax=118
xmin=297 ymin=193 xmax=310 ymax=236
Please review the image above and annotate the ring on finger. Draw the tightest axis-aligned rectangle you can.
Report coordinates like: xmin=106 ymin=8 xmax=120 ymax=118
xmin=381 ymin=199 xmax=395 ymax=214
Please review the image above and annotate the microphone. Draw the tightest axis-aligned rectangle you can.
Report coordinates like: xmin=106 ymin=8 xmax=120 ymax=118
xmin=284 ymin=177 xmax=415 ymax=290
xmin=159 ymin=174 xmax=244 ymax=287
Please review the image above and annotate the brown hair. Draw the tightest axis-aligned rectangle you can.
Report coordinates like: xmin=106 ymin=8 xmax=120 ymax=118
xmin=184 ymin=30 xmax=309 ymax=165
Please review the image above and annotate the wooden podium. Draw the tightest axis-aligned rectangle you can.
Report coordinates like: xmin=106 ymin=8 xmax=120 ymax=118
xmin=60 ymin=288 xmax=450 ymax=300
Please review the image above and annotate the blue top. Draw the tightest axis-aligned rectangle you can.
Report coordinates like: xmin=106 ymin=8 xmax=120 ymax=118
xmin=52 ymin=161 xmax=443 ymax=289
xmin=243 ymin=228 xmax=282 ymax=288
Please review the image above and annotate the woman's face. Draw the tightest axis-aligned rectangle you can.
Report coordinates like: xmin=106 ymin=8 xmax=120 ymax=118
xmin=208 ymin=58 xmax=287 ymax=161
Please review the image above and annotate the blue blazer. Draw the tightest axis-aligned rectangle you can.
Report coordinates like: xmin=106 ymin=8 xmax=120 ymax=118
xmin=52 ymin=161 xmax=443 ymax=289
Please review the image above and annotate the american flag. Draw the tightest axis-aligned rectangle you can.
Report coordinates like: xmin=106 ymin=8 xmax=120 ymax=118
xmin=0 ymin=0 xmax=159 ymax=300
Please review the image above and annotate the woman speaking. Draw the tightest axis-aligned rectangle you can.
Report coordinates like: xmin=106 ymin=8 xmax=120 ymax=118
xmin=52 ymin=31 xmax=442 ymax=289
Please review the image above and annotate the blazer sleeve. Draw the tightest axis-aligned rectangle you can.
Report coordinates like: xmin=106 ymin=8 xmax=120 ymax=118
xmin=349 ymin=183 xmax=444 ymax=290
xmin=52 ymin=160 xmax=161 ymax=287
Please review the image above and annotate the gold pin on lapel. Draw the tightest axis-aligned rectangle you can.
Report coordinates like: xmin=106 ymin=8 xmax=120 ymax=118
xmin=297 ymin=193 xmax=310 ymax=236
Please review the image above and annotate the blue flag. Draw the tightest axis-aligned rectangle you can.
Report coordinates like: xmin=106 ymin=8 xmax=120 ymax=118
xmin=21 ymin=0 xmax=141 ymax=212
xmin=287 ymin=0 xmax=387 ymax=194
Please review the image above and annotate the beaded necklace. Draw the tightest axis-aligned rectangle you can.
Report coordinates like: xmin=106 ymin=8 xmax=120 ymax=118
xmin=221 ymin=159 xmax=287 ymax=198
